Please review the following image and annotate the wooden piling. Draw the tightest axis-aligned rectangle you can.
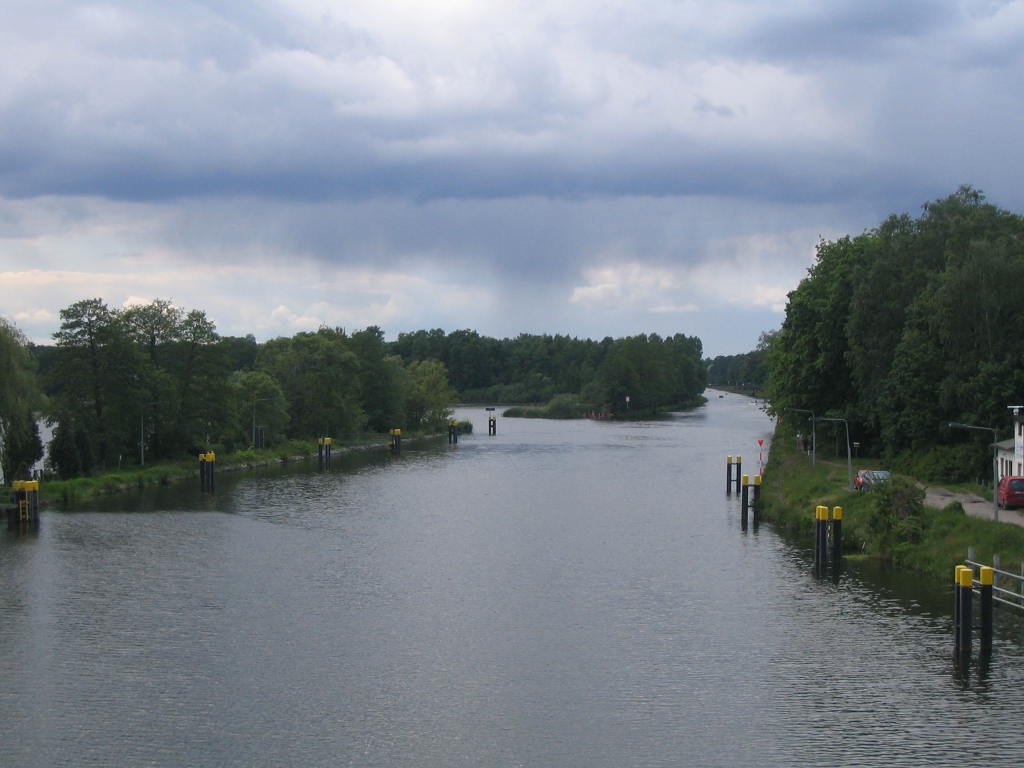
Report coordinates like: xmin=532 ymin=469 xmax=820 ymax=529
xmin=957 ymin=565 xmax=973 ymax=665
xmin=980 ymin=565 xmax=994 ymax=656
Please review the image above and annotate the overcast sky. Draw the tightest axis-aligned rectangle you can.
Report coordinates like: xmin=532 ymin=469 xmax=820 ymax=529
xmin=2 ymin=0 xmax=1022 ymax=356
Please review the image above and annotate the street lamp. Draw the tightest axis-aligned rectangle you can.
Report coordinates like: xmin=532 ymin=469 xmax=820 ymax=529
xmin=252 ymin=397 xmax=272 ymax=448
xmin=786 ymin=407 xmax=816 ymax=466
xmin=815 ymin=416 xmax=852 ymax=491
xmin=139 ymin=400 xmax=167 ymax=466
xmin=947 ymin=421 xmax=999 ymax=524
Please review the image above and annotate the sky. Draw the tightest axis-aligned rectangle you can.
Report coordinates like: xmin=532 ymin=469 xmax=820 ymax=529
xmin=2 ymin=1 xmax=1023 ymax=357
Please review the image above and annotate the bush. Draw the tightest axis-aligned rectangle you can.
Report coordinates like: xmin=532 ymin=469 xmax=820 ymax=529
xmin=543 ymin=394 xmax=587 ymax=419
xmin=892 ymin=444 xmax=986 ymax=484
xmin=867 ymin=477 xmax=926 ymax=556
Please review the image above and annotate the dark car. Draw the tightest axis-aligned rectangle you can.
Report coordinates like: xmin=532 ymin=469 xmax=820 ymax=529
xmin=997 ymin=476 xmax=1024 ymax=509
xmin=855 ymin=469 xmax=891 ymax=491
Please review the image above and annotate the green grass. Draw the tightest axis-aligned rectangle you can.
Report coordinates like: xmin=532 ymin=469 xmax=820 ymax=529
xmin=762 ymin=422 xmax=1024 ymax=586
xmin=34 ymin=432 xmax=416 ymax=507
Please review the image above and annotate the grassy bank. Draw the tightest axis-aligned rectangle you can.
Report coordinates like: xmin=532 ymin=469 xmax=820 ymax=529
xmin=37 ymin=433 xmax=429 ymax=508
xmin=762 ymin=419 xmax=1024 ymax=585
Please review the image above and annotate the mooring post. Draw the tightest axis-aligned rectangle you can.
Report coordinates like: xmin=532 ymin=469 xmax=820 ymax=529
xmin=740 ymin=475 xmax=750 ymax=529
xmin=726 ymin=456 xmax=733 ymax=495
xmin=814 ymin=505 xmax=828 ymax=571
xmin=390 ymin=428 xmax=402 ymax=453
xmin=734 ymin=456 xmax=743 ymax=494
xmin=199 ymin=451 xmax=215 ymax=492
xmin=958 ymin=565 xmax=974 ymax=665
xmin=488 ymin=415 xmax=497 ymax=435
xmin=752 ymin=474 xmax=762 ymax=525
xmin=980 ymin=565 xmax=994 ymax=656
xmin=831 ymin=506 xmax=843 ymax=567
xmin=448 ymin=420 xmax=459 ymax=444
xmin=954 ymin=565 xmax=965 ymax=660
xmin=318 ymin=437 xmax=332 ymax=469
xmin=9 ymin=479 xmax=40 ymax=529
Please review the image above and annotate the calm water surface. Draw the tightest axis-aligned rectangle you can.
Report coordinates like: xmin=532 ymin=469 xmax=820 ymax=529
xmin=3 ymin=394 xmax=1024 ymax=767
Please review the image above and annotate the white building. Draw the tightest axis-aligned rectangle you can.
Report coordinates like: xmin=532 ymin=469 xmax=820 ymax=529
xmin=996 ymin=406 xmax=1024 ymax=479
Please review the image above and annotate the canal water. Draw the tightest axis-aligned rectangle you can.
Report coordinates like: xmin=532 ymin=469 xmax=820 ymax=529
xmin=2 ymin=394 xmax=1024 ymax=767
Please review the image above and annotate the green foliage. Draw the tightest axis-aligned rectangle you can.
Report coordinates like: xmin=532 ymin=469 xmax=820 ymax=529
xmin=392 ymin=329 xmax=706 ymax=414
xmin=866 ymin=478 xmax=926 ymax=555
xmin=504 ymin=393 xmax=588 ymax=419
xmin=706 ymin=332 xmax=772 ymax=390
xmin=890 ymin=444 xmax=982 ymax=484
xmin=405 ymin=359 xmax=456 ymax=430
xmin=38 ymin=299 xmax=462 ymax=480
xmin=35 ymin=297 xmax=705 ymax=480
xmin=221 ymin=370 xmax=289 ymax=452
xmin=0 ymin=317 xmax=44 ymax=481
xmin=258 ymin=328 xmax=366 ymax=438
xmin=766 ymin=186 xmax=1024 ymax=477
xmin=763 ymin=417 xmax=1024 ymax=583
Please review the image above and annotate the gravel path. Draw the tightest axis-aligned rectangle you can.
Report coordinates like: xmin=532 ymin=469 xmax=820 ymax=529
xmin=923 ymin=486 xmax=1024 ymax=527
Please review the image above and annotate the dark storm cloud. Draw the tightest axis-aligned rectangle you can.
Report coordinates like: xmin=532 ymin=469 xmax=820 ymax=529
xmin=2 ymin=1 xmax=1023 ymax=354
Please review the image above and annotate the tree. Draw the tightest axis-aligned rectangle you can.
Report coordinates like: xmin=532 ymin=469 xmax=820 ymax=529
xmin=767 ymin=186 xmax=1024 ymax=471
xmin=49 ymin=298 xmax=144 ymax=471
xmin=0 ymin=317 xmax=43 ymax=481
xmin=223 ymin=370 xmax=289 ymax=450
xmin=405 ymin=360 xmax=456 ymax=430
xmin=350 ymin=327 xmax=407 ymax=432
xmin=258 ymin=328 xmax=365 ymax=438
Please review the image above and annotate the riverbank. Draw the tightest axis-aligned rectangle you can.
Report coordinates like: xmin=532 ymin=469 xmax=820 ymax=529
xmin=761 ymin=418 xmax=1024 ymax=584
xmin=36 ymin=432 xmax=441 ymax=508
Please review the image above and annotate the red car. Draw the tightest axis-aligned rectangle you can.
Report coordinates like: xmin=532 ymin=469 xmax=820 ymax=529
xmin=997 ymin=476 xmax=1024 ymax=509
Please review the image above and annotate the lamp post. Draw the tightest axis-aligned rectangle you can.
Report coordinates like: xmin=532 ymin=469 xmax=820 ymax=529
xmin=815 ymin=416 xmax=852 ymax=491
xmin=786 ymin=407 xmax=816 ymax=466
xmin=139 ymin=400 xmax=166 ymax=466
xmin=948 ymin=421 xmax=999 ymax=524
xmin=252 ymin=397 xmax=271 ymax=448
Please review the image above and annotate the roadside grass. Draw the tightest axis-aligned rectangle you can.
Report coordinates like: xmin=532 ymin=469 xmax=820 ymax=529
xmin=762 ymin=421 xmax=1024 ymax=585
xmin=36 ymin=433 xmax=418 ymax=507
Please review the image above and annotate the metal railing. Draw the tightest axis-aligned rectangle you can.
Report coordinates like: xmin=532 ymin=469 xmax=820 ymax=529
xmin=966 ymin=551 xmax=1024 ymax=610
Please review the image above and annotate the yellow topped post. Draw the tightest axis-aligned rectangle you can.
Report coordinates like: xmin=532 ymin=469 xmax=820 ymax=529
xmin=980 ymin=565 xmax=994 ymax=653
xmin=954 ymin=569 xmax=970 ymax=593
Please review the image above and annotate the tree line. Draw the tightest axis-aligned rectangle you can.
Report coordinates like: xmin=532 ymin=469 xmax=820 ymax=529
xmin=765 ymin=186 xmax=1024 ymax=481
xmin=1 ymin=300 xmax=707 ymax=480
xmin=705 ymin=337 xmax=771 ymax=393
xmin=390 ymin=329 xmax=706 ymax=414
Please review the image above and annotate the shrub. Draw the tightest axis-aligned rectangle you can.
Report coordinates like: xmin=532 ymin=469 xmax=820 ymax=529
xmin=867 ymin=477 xmax=926 ymax=556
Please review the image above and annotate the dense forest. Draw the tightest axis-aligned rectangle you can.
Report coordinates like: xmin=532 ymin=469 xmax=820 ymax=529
xmin=0 ymin=300 xmax=706 ymax=480
xmin=765 ymin=186 xmax=1024 ymax=482
xmin=390 ymin=329 xmax=706 ymax=412
xmin=705 ymin=336 xmax=771 ymax=392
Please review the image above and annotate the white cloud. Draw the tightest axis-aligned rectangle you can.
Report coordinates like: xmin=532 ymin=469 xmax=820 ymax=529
xmin=0 ymin=0 xmax=1021 ymax=356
